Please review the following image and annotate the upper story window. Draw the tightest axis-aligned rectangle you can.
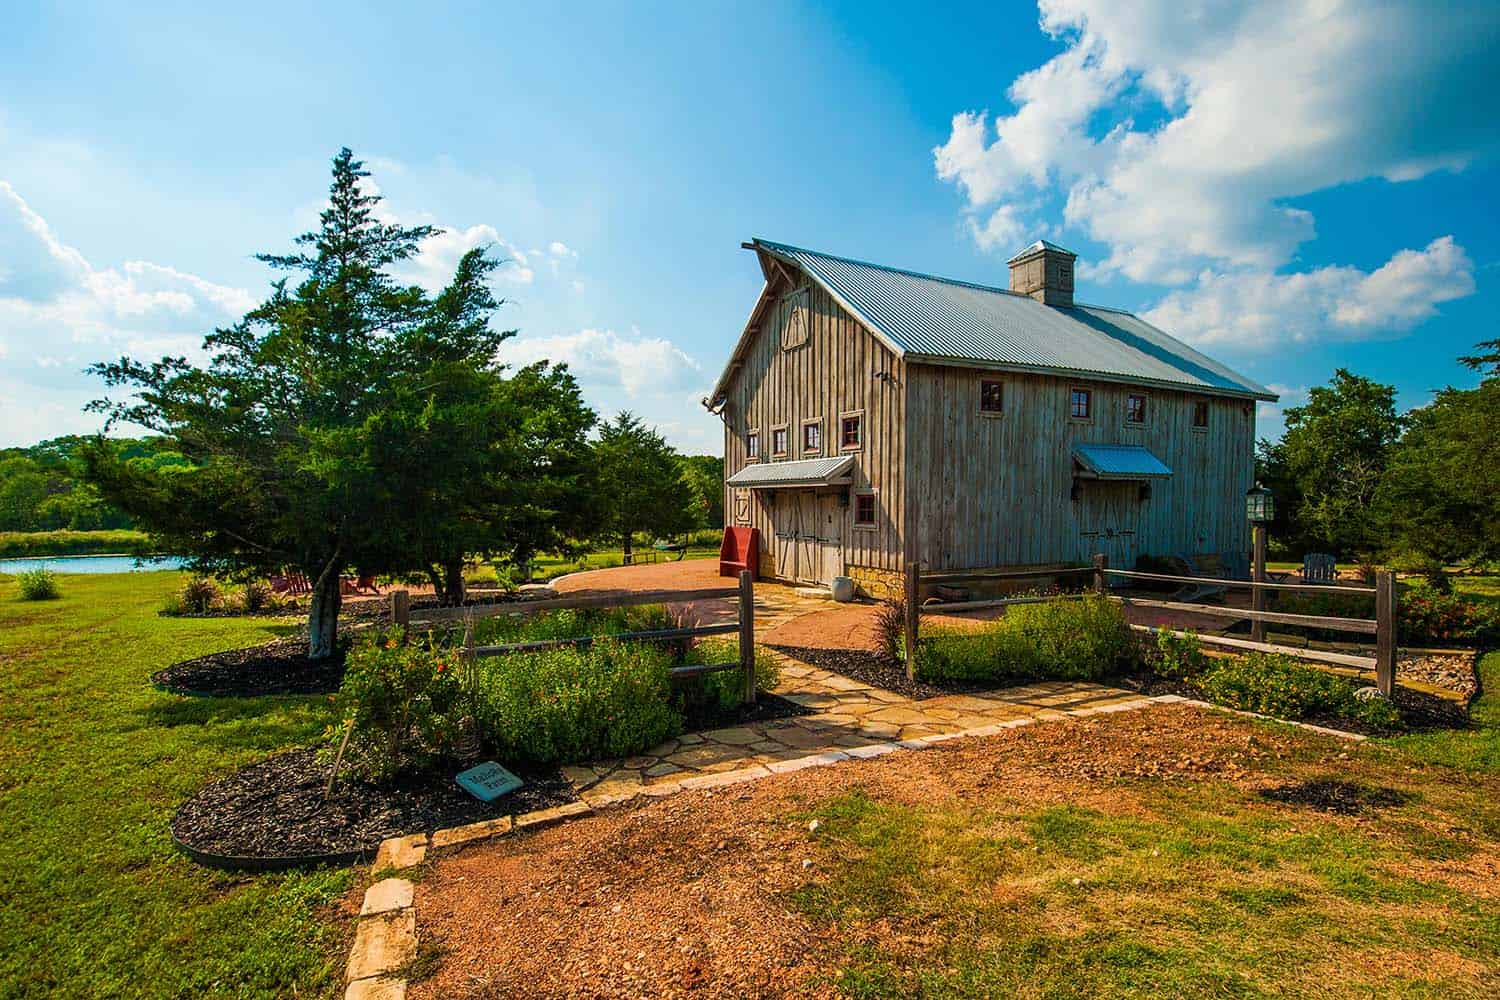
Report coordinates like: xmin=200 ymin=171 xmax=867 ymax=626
xmin=801 ymin=419 xmax=822 ymax=454
xmin=771 ymin=426 xmax=789 ymax=456
xmin=1192 ymin=400 xmax=1210 ymax=429
xmin=1126 ymin=394 xmax=1147 ymax=424
xmin=979 ymin=379 xmax=1004 ymax=415
xmin=840 ymin=413 xmax=862 ymax=449
xmin=1070 ymin=387 xmax=1092 ymax=420
xmin=854 ymin=492 xmax=877 ymax=527
xmin=746 ymin=430 xmax=760 ymax=459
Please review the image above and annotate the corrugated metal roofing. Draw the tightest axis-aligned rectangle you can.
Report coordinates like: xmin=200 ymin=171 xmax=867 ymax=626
xmin=1072 ymin=443 xmax=1174 ymax=480
xmin=750 ymin=239 xmax=1273 ymax=401
xmin=726 ymin=455 xmax=855 ymax=488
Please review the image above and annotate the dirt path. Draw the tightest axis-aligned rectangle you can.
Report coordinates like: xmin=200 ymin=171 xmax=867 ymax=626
xmin=408 ymin=702 xmax=1498 ymax=999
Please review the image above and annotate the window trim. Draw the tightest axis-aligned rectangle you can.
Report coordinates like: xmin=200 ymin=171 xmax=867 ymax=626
xmin=838 ymin=409 xmax=864 ymax=451
xmin=852 ymin=490 xmax=878 ymax=529
xmin=1191 ymin=399 xmax=1210 ymax=432
xmin=770 ymin=424 xmax=789 ymax=458
xmin=1124 ymin=392 xmax=1149 ymax=427
xmin=800 ymin=417 xmax=824 ymax=456
xmin=1069 ymin=386 xmax=1094 ymax=422
xmin=746 ymin=428 xmax=761 ymax=462
xmin=978 ymin=378 xmax=1005 ymax=417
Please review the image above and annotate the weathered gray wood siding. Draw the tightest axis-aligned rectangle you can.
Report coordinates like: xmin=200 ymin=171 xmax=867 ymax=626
xmin=720 ymin=278 xmax=906 ymax=574
xmin=903 ymin=364 xmax=1255 ymax=571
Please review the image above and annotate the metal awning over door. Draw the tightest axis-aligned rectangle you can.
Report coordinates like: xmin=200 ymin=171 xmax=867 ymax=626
xmin=727 ymin=455 xmax=855 ymax=489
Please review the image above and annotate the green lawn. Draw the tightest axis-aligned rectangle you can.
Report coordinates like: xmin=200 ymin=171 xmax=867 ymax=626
xmin=0 ymin=572 xmax=349 ymax=999
xmin=792 ymin=653 xmax=1500 ymax=998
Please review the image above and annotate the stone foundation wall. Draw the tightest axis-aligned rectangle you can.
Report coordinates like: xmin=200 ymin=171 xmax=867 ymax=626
xmin=847 ymin=565 xmax=903 ymax=601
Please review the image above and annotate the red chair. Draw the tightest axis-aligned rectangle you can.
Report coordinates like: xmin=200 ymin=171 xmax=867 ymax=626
xmin=719 ymin=526 xmax=760 ymax=579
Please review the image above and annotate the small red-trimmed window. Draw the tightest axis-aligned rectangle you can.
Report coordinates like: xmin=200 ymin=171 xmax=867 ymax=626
xmin=1192 ymin=400 xmax=1210 ymax=428
xmin=854 ymin=493 xmax=877 ymax=526
xmin=841 ymin=414 xmax=862 ymax=448
xmin=802 ymin=421 xmax=822 ymax=453
xmin=1070 ymin=388 xmax=1092 ymax=419
xmin=979 ymin=379 xmax=1004 ymax=414
xmin=747 ymin=431 xmax=760 ymax=458
xmin=1126 ymin=394 xmax=1147 ymax=423
xmin=772 ymin=427 xmax=789 ymax=455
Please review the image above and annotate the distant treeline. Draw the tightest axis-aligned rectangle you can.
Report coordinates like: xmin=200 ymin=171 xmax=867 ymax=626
xmin=0 ymin=530 xmax=153 ymax=558
xmin=0 ymin=436 xmax=189 ymax=533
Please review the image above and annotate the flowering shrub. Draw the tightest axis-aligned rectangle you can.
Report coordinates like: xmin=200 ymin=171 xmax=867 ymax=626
xmin=16 ymin=566 xmax=60 ymax=601
xmin=1398 ymin=584 xmax=1500 ymax=648
xmin=179 ymin=577 xmax=220 ymax=614
xmin=334 ymin=629 xmax=467 ymax=781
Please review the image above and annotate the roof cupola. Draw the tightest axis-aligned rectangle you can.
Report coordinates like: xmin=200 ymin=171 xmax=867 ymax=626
xmin=1008 ymin=239 xmax=1077 ymax=307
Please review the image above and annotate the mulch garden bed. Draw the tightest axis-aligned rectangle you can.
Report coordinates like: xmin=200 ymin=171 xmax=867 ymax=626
xmin=172 ymin=747 xmax=575 ymax=871
xmin=679 ymin=691 xmax=812 ymax=732
xmin=152 ymin=638 xmax=349 ymax=697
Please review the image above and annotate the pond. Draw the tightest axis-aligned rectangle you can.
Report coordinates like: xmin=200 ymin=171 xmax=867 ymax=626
xmin=0 ymin=554 xmax=188 ymax=575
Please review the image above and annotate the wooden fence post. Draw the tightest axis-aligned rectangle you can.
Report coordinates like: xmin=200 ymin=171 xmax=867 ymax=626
xmin=1375 ymin=570 xmax=1396 ymax=696
xmin=1092 ymin=553 xmax=1107 ymax=595
xmin=738 ymin=570 xmax=756 ymax=705
xmin=1251 ymin=524 xmax=1268 ymax=643
xmin=390 ymin=589 xmax=410 ymax=629
xmin=904 ymin=562 xmax=921 ymax=680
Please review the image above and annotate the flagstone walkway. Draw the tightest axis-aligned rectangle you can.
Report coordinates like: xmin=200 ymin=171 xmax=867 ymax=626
xmin=562 ymin=652 xmax=1148 ymax=807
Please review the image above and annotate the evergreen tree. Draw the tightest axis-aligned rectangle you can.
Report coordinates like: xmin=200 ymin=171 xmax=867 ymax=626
xmin=592 ymin=412 xmax=695 ymax=563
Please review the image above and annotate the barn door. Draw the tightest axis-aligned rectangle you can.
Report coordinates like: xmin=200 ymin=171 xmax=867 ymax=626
xmin=817 ymin=493 xmax=843 ymax=584
xmin=795 ymin=491 xmax=819 ymax=584
xmin=773 ymin=493 xmax=798 ymax=579
xmin=1076 ymin=481 xmax=1140 ymax=576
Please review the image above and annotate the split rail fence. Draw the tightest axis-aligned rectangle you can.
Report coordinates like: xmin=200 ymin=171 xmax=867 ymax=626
xmin=902 ymin=556 xmax=1398 ymax=695
xmin=386 ymin=570 xmax=758 ymax=704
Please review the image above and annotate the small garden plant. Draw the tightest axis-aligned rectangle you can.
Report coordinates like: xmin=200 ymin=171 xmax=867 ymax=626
xmin=16 ymin=566 xmax=60 ymax=601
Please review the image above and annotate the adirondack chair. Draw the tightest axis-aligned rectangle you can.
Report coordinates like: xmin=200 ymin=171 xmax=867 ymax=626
xmin=1166 ymin=553 xmax=1229 ymax=603
xmin=1300 ymin=553 xmax=1336 ymax=584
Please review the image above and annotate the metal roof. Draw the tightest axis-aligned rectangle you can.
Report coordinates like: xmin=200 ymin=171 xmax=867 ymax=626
xmin=726 ymin=455 xmax=855 ymax=489
xmin=738 ymin=239 xmax=1274 ymax=402
xmin=1072 ymin=443 xmax=1174 ymax=480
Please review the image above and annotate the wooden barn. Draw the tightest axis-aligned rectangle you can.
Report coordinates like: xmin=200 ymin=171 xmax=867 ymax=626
xmin=706 ymin=238 xmax=1277 ymax=598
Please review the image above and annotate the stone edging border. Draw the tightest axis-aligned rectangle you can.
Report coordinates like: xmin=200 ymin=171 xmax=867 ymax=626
xmin=342 ymin=693 xmax=1367 ymax=996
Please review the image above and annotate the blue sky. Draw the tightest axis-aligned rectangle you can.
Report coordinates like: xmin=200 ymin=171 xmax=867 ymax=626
xmin=2 ymin=0 xmax=1497 ymax=452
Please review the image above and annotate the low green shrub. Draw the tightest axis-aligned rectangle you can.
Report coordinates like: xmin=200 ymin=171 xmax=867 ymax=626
xmin=1197 ymin=653 xmax=1401 ymax=730
xmin=1388 ymin=551 xmax=1452 ymax=593
xmin=678 ymin=638 xmax=781 ymax=716
xmin=16 ymin=566 xmax=60 ymax=601
xmin=1147 ymin=628 xmax=1208 ymax=680
xmin=473 ymin=639 xmax=679 ymax=766
xmin=178 ymin=577 xmax=220 ymax=614
xmin=916 ymin=596 xmax=1134 ymax=683
xmin=241 ymin=580 xmax=275 ymax=614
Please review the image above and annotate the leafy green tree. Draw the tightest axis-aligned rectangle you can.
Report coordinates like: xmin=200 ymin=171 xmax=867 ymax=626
xmin=677 ymin=454 xmax=724 ymax=529
xmin=592 ymin=412 xmax=696 ymax=563
xmin=1257 ymin=369 xmax=1405 ymax=556
xmin=82 ymin=149 xmax=513 ymax=658
xmin=1377 ymin=344 xmax=1500 ymax=565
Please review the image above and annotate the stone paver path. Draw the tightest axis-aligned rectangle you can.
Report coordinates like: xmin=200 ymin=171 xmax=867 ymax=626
xmin=564 ymin=650 xmax=1146 ymax=807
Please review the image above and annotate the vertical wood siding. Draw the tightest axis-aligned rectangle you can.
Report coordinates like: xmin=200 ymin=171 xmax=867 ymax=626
xmin=903 ymin=364 xmax=1255 ymax=571
xmin=720 ymin=279 xmax=906 ymax=575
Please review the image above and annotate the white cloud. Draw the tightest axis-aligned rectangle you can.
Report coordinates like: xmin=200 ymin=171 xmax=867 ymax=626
xmin=496 ymin=327 xmax=703 ymax=397
xmin=0 ymin=180 xmax=259 ymax=443
xmin=935 ymin=1 xmax=1499 ymax=282
xmin=1141 ymin=236 xmax=1475 ymax=350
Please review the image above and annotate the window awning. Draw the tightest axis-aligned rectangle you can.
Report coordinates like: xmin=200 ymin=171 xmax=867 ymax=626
xmin=1072 ymin=443 xmax=1173 ymax=480
xmin=726 ymin=455 xmax=855 ymax=489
